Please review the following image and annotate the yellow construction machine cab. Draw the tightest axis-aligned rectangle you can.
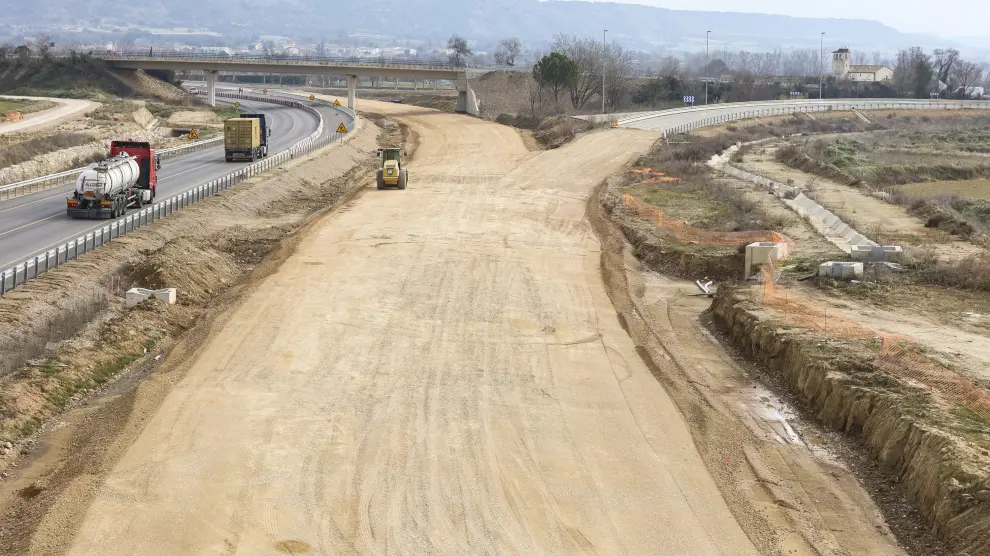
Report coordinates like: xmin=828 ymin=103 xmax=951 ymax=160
xmin=376 ymin=148 xmax=408 ymax=190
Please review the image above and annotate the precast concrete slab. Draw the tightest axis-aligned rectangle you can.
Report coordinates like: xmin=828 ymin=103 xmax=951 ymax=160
xmin=745 ymin=242 xmax=789 ymax=280
xmin=851 ymin=245 xmax=904 ymax=262
xmin=818 ymin=261 xmax=864 ymax=279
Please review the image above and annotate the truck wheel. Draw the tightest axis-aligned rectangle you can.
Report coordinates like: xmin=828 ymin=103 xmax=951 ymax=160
xmin=134 ymin=192 xmax=143 ymax=209
xmin=397 ymin=169 xmax=407 ymax=190
xmin=376 ymin=170 xmax=385 ymax=190
xmin=119 ymin=199 xmax=127 ymax=216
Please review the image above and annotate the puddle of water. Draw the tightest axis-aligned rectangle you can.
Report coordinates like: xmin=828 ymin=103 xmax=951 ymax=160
xmin=732 ymin=385 xmax=847 ymax=469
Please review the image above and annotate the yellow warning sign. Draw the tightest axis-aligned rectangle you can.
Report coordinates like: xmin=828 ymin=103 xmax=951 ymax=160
xmin=336 ymin=123 xmax=348 ymax=133
xmin=233 ymin=101 xmax=241 ymax=108
xmin=309 ymin=94 xmax=316 ymax=101
xmin=263 ymin=89 xmax=268 ymax=95
xmin=188 ymin=128 xmax=199 ymax=139
xmin=332 ymin=99 xmax=341 ymax=107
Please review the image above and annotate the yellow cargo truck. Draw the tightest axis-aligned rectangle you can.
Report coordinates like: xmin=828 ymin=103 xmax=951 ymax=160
xmin=224 ymin=118 xmax=262 ymax=162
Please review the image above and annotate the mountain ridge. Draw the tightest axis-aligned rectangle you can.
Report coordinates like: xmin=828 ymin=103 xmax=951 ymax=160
xmin=10 ymin=0 xmax=942 ymax=51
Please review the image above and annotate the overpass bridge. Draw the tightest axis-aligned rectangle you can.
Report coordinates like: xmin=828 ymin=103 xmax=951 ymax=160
xmin=91 ymin=52 xmax=480 ymax=115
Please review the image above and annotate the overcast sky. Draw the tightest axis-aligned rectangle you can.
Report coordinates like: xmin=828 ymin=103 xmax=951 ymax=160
xmin=620 ymin=0 xmax=989 ymax=38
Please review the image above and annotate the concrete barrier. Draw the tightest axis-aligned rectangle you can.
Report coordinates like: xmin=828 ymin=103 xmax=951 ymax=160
xmin=745 ymin=242 xmax=789 ymax=280
xmin=818 ymin=261 xmax=864 ymax=279
xmin=126 ymin=287 xmax=177 ymax=308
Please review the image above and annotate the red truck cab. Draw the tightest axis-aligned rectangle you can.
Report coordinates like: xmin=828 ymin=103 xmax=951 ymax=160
xmin=109 ymin=141 xmax=160 ymax=198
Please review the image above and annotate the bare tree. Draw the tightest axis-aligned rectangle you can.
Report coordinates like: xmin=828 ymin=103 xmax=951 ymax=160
xmin=782 ymin=49 xmax=818 ymax=76
xmin=656 ymin=55 xmax=681 ymax=77
xmin=933 ymin=48 xmax=960 ymax=86
xmin=447 ymin=35 xmax=472 ymax=66
xmin=852 ymin=51 xmax=868 ymax=65
xmin=603 ymin=41 xmax=633 ymax=109
xmin=31 ymin=34 xmax=53 ymax=59
xmin=951 ymin=60 xmax=983 ymax=98
xmin=893 ymin=47 xmax=933 ymax=98
xmin=872 ymin=52 xmax=884 ymax=66
xmin=552 ymin=34 xmax=601 ymax=109
xmin=494 ymin=37 xmax=522 ymax=67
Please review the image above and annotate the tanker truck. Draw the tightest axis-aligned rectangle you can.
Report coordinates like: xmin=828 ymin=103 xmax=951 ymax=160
xmin=67 ymin=141 xmax=159 ymax=219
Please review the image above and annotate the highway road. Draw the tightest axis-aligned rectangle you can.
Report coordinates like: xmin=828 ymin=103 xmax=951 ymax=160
xmin=0 ymin=96 xmax=330 ymax=272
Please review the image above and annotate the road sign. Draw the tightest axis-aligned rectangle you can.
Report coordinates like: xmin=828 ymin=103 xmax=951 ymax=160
xmin=309 ymin=94 xmax=316 ymax=101
xmin=188 ymin=128 xmax=199 ymax=139
xmin=332 ymin=99 xmax=341 ymax=107
xmin=683 ymin=96 xmax=695 ymax=104
xmin=336 ymin=122 xmax=348 ymax=133
xmin=263 ymin=89 xmax=268 ymax=95
xmin=233 ymin=101 xmax=241 ymax=108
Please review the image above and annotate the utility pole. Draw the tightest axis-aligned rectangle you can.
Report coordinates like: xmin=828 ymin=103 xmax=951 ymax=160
xmin=602 ymin=29 xmax=608 ymax=114
xmin=820 ymin=32 xmax=826 ymax=100
xmin=705 ymin=30 xmax=711 ymax=105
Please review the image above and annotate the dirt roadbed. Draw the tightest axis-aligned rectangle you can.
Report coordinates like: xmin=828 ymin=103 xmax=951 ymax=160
xmin=3 ymin=100 xmax=774 ymax=555
xmin=1 ymin=101 xmax=968 ymax=556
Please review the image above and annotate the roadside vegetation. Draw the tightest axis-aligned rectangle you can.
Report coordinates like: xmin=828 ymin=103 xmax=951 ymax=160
xmin=771 ymin=115 xmax=990 ymax=246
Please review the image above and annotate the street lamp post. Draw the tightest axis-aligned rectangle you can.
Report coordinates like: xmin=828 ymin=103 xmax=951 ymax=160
xmin=705 ymin=30 xmax=711 ymax=105
xmin=820 ymin=32 xmax=825 ymax=100
xmin=602 ymin=29 xmax=608 ymax=114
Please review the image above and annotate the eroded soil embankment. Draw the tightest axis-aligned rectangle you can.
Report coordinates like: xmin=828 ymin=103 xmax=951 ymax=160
xmin=712 ymin=289 xmax=990 ymax=555
xmin=600 ymin=189 xmax=744 ymax=282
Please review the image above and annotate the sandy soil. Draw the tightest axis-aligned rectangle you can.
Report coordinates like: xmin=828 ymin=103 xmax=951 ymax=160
xmin=45 ymin=102 xmax=775 ymax=556
xmin=167 ymin=110 xmax=221 ymax=126
xmin=0 ymin=96 xmax=99 ymax=136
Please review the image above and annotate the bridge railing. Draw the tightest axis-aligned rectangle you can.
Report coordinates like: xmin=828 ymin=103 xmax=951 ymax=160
xmin=90 ymin=51 xmax=469 ymax=71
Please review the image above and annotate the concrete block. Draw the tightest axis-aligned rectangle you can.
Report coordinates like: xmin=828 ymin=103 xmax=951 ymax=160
xmin=818 ymin=261 xmax=864 ymax=279
xmin=125 ymin=287 xmax=178 ymax=308
xmin=154 ymin=288 xmax=177 ymax=304
xmin=850 ymin=245 xmax=904 ymax=262
xmin=744 ymin=242 xmax=789 ymax=280
xmin=126 ymin=288 xmax=153 ymax=308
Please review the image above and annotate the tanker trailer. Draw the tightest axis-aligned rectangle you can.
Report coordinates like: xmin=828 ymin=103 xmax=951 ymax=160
xmin=67 ymin=141 xmax=158 ymax=219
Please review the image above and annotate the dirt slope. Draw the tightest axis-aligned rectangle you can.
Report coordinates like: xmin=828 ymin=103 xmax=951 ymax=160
xmin=54 ymin=103 xmax=762 ymax=555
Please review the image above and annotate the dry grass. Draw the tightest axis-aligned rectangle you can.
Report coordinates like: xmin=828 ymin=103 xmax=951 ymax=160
xmin=0 ymin=293 xmax=111 ymax=378
xmin=914 ymin=251 xmax=990 ymax=292
xmin=0 ymin=132 xmax=99 ymax=170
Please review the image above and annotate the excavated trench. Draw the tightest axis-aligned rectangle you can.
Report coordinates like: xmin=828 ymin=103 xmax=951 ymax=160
xmin=712 ymin=289 xmax=990 ymax=555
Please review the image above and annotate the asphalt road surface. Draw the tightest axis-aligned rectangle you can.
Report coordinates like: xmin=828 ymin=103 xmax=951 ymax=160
xmin=615 ymin=98 xmax=990 ymax=131
xmin=61 ymin=99 xmax=761 ymax=556
xmin=0 ymin=97 xmax=326 ymax=272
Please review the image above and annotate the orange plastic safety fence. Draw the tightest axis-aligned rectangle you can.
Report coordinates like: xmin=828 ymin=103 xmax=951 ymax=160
xmin=876 ymin=335 xmax=990 ymax=423
xmin=623 ymin=194 xmax=990 ymax=421
xmin=623 ymin=194 xmax=795 ymax=250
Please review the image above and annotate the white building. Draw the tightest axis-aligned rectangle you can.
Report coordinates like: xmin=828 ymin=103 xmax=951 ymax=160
xmin=832 ymin=48 xmax=894 ymax=83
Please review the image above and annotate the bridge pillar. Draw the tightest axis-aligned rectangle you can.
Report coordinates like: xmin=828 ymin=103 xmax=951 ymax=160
xmin=455 ymin=73 xmax=480 ymax=117
xmin=206 ymin=70 xmax=217 ymax=107
xmin=345 ymin=75 xmax=358 ymax=111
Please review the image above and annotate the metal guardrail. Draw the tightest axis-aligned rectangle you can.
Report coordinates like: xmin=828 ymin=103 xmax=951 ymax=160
xmin=0 ymin=94 xmax=352 ymax=296
xmin=89 ymin=51 xmax=469 ymax=71
xmin=607 ymin=99 xmax=990 ymax=133
xmin=0 ymin=137 xmax=224 ymax=201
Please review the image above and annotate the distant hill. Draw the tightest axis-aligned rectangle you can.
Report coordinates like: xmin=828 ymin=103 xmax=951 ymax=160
xmin=11 ymin=0 xmax=931 ymax=52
